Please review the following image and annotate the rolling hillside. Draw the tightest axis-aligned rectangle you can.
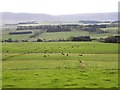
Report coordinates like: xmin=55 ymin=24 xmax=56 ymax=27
xmin=1 ymin=12 xmax=117 ymax=24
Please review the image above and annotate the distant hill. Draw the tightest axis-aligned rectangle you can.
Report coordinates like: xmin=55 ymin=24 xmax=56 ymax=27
xmin=0 ymin=12 xmax=117 ymax=24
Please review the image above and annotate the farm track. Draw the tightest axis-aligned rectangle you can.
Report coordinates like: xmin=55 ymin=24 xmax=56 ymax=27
xmin=2 ymin=53 xmax=25 ymax=61
xmin=2 ymin=53 xmax=118 ymax=62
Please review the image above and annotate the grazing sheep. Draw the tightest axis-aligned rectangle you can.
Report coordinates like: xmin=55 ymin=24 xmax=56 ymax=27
xmin=61 ymin=52 xmax=63 ymax=55
xmin=79 ymin=60 xmax=85 ymax=69
xmin=44 ymin=55 xmax=46 ymax=57
xmin=61 ymin=52 xmax=65 ymax=55
xmin=98 ymin=64 xmax=101 ymax=67
xmin=79 ymin=54 xmax=83 ymax=56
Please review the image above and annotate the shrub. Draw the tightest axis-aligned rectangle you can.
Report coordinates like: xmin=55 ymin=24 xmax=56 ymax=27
xmin=71 ymin=36 xmax=92 ymax=41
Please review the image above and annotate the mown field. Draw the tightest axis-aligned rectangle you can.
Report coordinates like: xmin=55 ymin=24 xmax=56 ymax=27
xmin=2 ymin=42 xmax=119 ymax=88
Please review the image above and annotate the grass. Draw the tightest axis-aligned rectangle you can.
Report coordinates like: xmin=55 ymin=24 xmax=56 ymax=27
xmin=2 ymin=29 xmax=35 ymax=40
xmin=32 ymin=31 xmax=89 ymax=41
xmin=2 ymin=27 xmax=119 ymax=41
xmin=3 ymin=67 xmax=118 ymax=88
xmin=2 ymin=42 xmax=119 ymax=88
xmin=102 ymin=27 xmax=118 ymax=33
xmin=2 ymin=53 xmax=118 ymax=62
xmin=2 ymin=42 xmax=118 ymax=54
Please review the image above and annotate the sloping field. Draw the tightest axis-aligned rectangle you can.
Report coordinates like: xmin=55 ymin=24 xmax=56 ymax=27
xmin=2 ymin=42 xmax=119 ymax=88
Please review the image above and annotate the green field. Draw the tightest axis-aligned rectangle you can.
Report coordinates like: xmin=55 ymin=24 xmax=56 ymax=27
xmin=102 ymin=27 xmax=118 ymax=33
xmin=2 ymin=26 xmax=119 ymax=41
xmin=2 ymin=42 xmax=119 ymax=88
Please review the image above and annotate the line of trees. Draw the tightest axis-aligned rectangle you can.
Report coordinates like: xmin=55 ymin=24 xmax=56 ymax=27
xmin=16 ymin=25 xmax=71 ymax=32
xmin=16 ymin=24 xmax=107 ymax=33
xmin=2 ymin=38 xmax=29 ymax=42
xmin=2 ymin=36 xmax=120 ymax=43
xmin=71 ymin=36 xmax=92 ymax=41
xmin=99 ymin=36 xmax=120 ymax=43
xmin=9 ymin=31 xmax=32 ymax=35
xmin=2 ymin=36 xmax=92 ymax=43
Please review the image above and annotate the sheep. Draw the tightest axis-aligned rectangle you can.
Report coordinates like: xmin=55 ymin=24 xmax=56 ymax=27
xmin=66 ymin=54 xmax=69 ymax=56
xmin=79 ymin=60 xmax=85 ymax=69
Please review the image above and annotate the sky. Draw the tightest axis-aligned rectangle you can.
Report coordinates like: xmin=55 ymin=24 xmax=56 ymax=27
xmin=0 ymin=0 xmax=119 ymax=15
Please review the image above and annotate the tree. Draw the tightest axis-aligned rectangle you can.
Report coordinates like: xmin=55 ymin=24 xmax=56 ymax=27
xmin=104 ymin=36 xmax=120 ymax=43
xmin=5 ymin=38 xmax=12 ymax=42
xmin=71 ymin=36 xmax=92 ymax=41
xmin=37 ymin=39 xmax=43 ymax=42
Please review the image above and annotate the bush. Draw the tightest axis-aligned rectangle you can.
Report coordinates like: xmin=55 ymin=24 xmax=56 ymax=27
xmin=104 ymin=36 xmax=120 ymax=43
xmin=71 ymin=36 xmax=92 ymax=41
xmin=37 ymin=39 xmax=43 ymax=42
xmin=4 ymin=38 xmax=12 ymax=42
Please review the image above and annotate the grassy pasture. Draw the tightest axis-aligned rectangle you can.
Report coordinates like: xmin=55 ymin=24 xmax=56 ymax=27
xmin=2 ymin=27 xmax=119 ymax=41
xmin=34 ymin=27 xmax=119 ymax=40
xmin=2 ymin=42 xmax=119 ymax=88
xmin=102 ymin=27 xmax=118 ymax=33
xmin=2 ymin=42 xmax=118 ymax=54
xmin=31 ymin=31 xmax=89 ymax=41
xmin=2 ymin=29 xmax=40 ymax=40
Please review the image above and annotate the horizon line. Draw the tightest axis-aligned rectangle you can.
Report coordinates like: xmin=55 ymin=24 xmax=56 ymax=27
xmin=0 ymin=11 xmax=118 ymax=16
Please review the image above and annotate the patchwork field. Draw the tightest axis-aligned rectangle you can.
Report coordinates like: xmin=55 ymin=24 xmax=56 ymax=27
xmin=2 ymin=42 xmax=119 ymax=88
xmin=2 ymin=26 xmax=119 ymax=41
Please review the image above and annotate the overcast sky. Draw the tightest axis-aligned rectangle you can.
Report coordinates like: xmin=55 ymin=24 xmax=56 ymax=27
xmin=0 ymin=0 xmax=119 ymax=15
